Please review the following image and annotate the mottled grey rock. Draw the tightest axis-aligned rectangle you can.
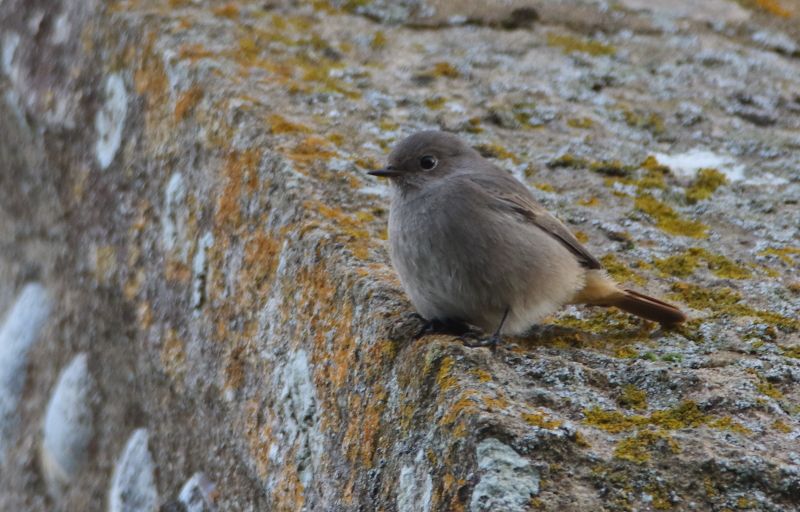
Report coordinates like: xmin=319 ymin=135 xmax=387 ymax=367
xmin=470 ymin=438 xmax=539 ymax=512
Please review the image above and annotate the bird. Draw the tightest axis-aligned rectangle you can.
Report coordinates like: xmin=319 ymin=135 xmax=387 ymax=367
xmin=368 ymin=130 xmax=686 ymax=348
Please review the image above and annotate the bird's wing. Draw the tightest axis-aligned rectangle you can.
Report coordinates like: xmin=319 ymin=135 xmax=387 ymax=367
xmin=460 ymin=173 xmax=602 ymax=270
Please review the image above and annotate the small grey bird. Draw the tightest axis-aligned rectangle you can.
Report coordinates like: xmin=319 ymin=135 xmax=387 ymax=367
xmin=369 ymin=130 xmax=685 ymax=347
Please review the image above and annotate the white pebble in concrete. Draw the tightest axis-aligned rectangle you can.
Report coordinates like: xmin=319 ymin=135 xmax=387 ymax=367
xmin=1 ymin=32 xmax=20 ymax=76
xmin=469 ymin=438 xmax=540 ymax=512
xmin=178 ymin=472 xmax=217 ymax=512
xmin=192 ymin=232 xmax=213 ymax=310
xmin=161 ymin=172 xmax=188 ymax=259
xmin=94 ymin=73 xmax=127 ymax=170
xmin=397 ymin=450 xmax=433 ymax=512
xmin=109 ymin=429 xmax=158 ymax=512
xmin=0 ymin=283 xmax=52 ymax=460
xmin=40 ymin=353 xmax=95 ymax=497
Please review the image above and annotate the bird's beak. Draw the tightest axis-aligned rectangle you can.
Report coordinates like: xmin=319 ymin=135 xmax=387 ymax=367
xmin=368 ymin=166 xmax=400 ymax=178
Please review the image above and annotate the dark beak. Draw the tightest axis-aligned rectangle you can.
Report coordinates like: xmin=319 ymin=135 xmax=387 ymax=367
xmin=368 ymin=167 xmax=400 ymax=178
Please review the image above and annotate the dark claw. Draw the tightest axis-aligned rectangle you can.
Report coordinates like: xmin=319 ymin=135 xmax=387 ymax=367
xmin=412 ymin=315 xmax=476 ymax=340
xmin=462 ymin=333 xmax=502 ymax=352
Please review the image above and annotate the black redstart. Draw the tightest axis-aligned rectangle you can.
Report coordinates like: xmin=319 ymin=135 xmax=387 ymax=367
xmin=369 ymin=131 xmax=686 ymax=347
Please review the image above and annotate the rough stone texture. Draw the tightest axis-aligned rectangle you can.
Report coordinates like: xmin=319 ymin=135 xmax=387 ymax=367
xmin=1 ymin=0 xmax=799 ymax=511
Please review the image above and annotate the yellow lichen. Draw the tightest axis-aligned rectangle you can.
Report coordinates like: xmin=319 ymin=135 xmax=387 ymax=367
xmin=268 ymin=113 xmax=311 ymax=134
xmin=424 ymin=96 xmax=447 ymax=110
xmin=755 ymin=378 xmax=783 ymax=399
xmin=370 ymin=30 xmax=387 ymax=50
xmin=436 ymin=356 xmax=458 ymax=392
xmin=600 ymin=254 xmax=646 ymax=286
xmin=160 ymin=328 xmax=186 ymax=385
xmin=737 ymin=0 xmax=793 ymax=17
xmin=584 ymin=400 xmax=748 ymax=434
xmin=431 ymin=62 xmax=460 ymax=78
xmin=615 ymin=346 xmax=638 ymax=358
xmin=474 ymin=143 xmax=519 ymax=163
xmin=634 ymin=193 xmax=708 ymax=238
xmin=685 ymin=168 xmax=727 ymax=204
xmin=771 ymin=420 xmax=792 ymax=433
xmin=304 ymin=201 xmax=373 ymax=260
xmin=535 ymin=182 xmax=556 ymax=192
xmin=546 ymin=33 xmax=616 ymax=56
xmin=212 ymin=3 xmax=240 ymax=19
xmin=574 ymin=230 xmax=589 ymax=243
xmin=781 ymin=345 xmax=800 ymax=358
xmin=652 ymin=247 xmax=751 ymax=279
xmin=614 ymin=429 xmax=679 ymax=464
xmin=737 ymin=496 xmax=756 ymax=509
xmin=471 ymin=369 xmax=493 ymax=383
xmin=288 ymin=135 xmax=337 ymax=166
xmin=670 ymin=282 xmax=799 ymax=331
xmin=567 ymin=117 xmax=594 ymax=129
xmin=214 ymin=149 xmax=262 ymax=229
xmin=759 ymin=247 xmax=800 ymax=266
xmin=174 ymin=87 xmax=203 ymax=121
xmin=522 ymin=410 xmax=563 ymax=430
xmin=617 ymin=385 xmax=648 ymax=411
xmin=621 ymin=108 xmax=665 ymax=136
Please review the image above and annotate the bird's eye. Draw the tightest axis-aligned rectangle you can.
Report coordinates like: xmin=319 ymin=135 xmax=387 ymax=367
xmin=419 ymin=155 xmax=438 ymax=170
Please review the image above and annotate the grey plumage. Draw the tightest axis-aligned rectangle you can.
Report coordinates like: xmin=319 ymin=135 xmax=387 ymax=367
xmin=371 ymin=131 xmax=686 ymax=336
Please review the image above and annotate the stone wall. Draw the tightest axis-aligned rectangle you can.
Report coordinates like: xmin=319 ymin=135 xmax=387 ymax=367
xmin=1 ymin=0 xmax=799 ymax=510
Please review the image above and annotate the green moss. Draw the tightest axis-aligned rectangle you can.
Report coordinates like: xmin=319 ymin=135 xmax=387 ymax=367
xmin=652 ymin=247 xmax=751 ymax=279
xmin=547 ymin=33 xmax=616 ymax=56
xmin=614 ymin=429 xmax=679 ymax=464
xmin=618 ymin=385 xmax=648 ymax=410
xmin=634 ymin=194 xmax=708 ymax=238
xmin=686 ymin=168 xmax=727 ymax=204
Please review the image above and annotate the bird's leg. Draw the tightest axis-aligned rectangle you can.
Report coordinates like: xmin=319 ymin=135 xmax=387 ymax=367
xmin=464 ymin=308 xmax=509 ymax=352
xmin=411 ymin=313 xmax=477 ymax=340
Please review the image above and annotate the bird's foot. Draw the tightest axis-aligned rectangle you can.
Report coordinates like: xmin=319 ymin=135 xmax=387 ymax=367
xmin=462 ymin=333 xmax=502 ymax=352
xmin=410 ymin=314 xmax=479 ymax=340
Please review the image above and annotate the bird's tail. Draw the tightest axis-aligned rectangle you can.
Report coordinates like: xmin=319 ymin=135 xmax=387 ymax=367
xmin=572 ymin=270 xmax=687 ymax=326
